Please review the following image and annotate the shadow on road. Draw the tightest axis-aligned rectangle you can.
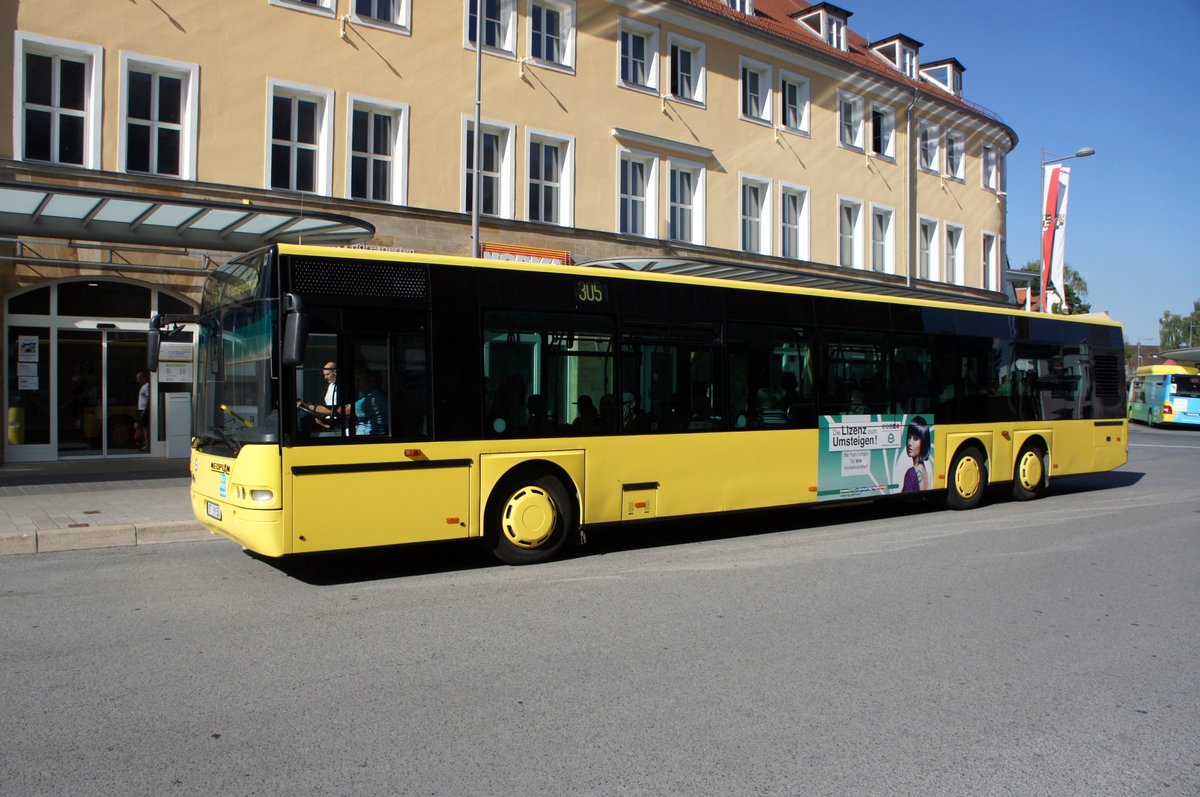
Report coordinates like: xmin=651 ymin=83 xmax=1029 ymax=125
xmin=251 ymin=539 xmax=498 ymax=585
xmin=259 ymin=469 xmax=1144 ymax=586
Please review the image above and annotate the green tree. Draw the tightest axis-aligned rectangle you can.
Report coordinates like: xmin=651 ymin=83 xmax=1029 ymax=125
xmin=1159 ymin=299 xmax=1200 ymax=349
xmin=1020 ymin=261 xmax=1091 ymax=315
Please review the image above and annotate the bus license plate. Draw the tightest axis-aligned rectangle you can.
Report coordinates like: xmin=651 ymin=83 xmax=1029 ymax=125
xmin=206 ymin=501 xmax=222 ymax=521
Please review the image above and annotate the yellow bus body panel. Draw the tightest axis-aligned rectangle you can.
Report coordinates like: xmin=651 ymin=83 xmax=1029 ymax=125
xmin=189 ymin=416 xmax=1127 ymax=558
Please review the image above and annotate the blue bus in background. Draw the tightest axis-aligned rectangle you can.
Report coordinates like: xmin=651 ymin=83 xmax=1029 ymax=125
xmin=1129 ymin=365 xmax=1200 ymax=427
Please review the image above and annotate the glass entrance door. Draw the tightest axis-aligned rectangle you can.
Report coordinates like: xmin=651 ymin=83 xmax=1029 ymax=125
xmin=56 ymin=329 xmax=148 ymax=457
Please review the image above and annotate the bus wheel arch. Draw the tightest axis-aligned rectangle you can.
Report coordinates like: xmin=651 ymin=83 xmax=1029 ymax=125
xmin=1012 ymin=438 xmax=1050 ymax=501
xmin=946 ymin=442 xmax=988 ymax=510
xmin=485 ymin=462 xmax=579 ymax=565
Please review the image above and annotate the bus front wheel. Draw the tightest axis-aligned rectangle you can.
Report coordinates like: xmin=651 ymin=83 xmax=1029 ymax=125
xmin=1012 ymin=443 xmax=1048 ymax=501
xmin=488 ymin=473 xmax=574 ymax=565
xmin=946 ymin=445 xmax=986 ymax=510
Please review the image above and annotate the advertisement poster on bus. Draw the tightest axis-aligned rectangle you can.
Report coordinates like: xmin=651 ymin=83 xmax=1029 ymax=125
xmin=817 ymin=413 xmax=935 ymax=500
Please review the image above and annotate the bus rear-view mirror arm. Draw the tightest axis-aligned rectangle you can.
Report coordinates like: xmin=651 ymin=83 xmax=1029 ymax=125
xmin=147 ymin=313 xmax=202 ymax=373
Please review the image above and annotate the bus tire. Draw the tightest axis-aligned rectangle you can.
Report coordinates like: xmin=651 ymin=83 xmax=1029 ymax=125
xmin=1012 ymin=443 xmax=1048 ymax=501
xmin=488 ymin=472 xmax=574 ymax=565
xmin=946 ymin=445 xmax=986 ymax=510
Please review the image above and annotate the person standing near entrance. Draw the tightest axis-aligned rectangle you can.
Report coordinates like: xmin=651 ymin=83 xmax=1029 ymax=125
xmin=136 ymin=371 xmax=150 ymax=451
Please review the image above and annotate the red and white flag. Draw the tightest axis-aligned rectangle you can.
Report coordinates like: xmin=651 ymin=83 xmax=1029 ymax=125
xmin=1040 ymin=165 xmax=1071 ymax=312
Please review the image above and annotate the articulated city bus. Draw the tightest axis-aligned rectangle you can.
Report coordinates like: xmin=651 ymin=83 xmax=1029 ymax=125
xmin=1128 ymin=364 xmax=1200 ymax=428
xmin=152 ymin=244 xmax=1128 ymax=564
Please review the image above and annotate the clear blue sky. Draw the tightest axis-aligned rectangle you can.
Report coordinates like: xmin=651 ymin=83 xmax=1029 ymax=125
xmin=849 ymin=0 xmax=1200 ymax=345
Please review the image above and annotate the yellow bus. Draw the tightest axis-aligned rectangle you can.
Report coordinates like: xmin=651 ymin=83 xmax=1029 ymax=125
xmin=151 ymin=244 xmax=1128 ymax=564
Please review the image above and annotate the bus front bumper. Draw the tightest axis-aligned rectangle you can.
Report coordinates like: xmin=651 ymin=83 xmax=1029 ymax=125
xmin=191 ymin=492 xmax=287 ymax=557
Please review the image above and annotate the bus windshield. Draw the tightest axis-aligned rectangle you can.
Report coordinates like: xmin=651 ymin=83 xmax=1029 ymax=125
xmin=194 ymin=252 xmax=279 ymax=453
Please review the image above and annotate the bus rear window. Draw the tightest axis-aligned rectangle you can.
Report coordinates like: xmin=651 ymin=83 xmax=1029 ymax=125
xmin=1173 ymin=376 xmax=1200 ymax=397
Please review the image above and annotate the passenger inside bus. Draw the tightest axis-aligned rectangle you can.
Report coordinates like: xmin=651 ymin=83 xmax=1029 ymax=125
xmin=344 ymin=369 xmax=387 ymax=436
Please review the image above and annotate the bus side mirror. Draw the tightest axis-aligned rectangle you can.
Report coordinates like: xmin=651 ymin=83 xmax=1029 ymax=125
xmin=281 ymin=293 xmax=310 ymax=367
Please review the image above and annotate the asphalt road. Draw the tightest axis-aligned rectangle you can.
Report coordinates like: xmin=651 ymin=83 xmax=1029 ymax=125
xmin=2 ymin=425 xmax=1197 ymax=796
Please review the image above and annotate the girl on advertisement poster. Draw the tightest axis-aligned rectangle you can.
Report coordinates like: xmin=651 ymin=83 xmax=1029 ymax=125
xmin=898 ymin=415 xmax=933 ymax=492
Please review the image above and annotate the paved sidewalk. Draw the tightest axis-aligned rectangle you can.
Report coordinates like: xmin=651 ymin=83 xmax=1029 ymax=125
xmin=0 ymin=457 xmax=211 ymax=555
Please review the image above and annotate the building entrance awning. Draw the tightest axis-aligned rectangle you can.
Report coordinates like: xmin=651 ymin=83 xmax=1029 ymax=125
xmin=0 ymin=182 xmax=375 ymax=251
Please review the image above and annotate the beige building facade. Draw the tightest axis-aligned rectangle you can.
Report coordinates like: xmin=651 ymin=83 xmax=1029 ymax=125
xmin=2 ymin=0 xmax=1016 ymax=462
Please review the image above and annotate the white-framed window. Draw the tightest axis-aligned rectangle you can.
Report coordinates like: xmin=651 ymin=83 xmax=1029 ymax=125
xmin=740 ymin=175 xmax=771 ymax=255
xmin=870 ymin=205 xmax=894 ymax=274
xmin=618 ymin=17 xmax=658 ymax=92
xmin=837 ymin=197 xmax=864 ymax=269
xmin=838 ymin=91 xmax=864 ymax=150
xmin=120 ymin=53 xmax=199 ymax=180
xmin=352 ymin=0 xmax=411 ymax=33
xmin=780 ymin=71 xmax=810 ymax=134
xmin=527 ymin=130 xmax=574 ymax=226
xmin=725 ymin=0 xmax=754 ymax=13
xmin=618 ymin=148 xmax=657 ymax=237
xmin=348 ymin=96 xmax=408 ymax=204
xmin=467 ymin=0 xmax=516 ymax=54
xmin=270 ymin=0 xmax=336 ymax=15
xmin=945 ymin=129 xmax=965 ymax=179
xmin=796 ymin=7 xmax=847 ymax=50
xmin=944 ymin=223 xmax=964 ymax=285
xmin=529 ymin=0 xmax=575 ymax=69
xmin=869 ymin=102 xmax=894 ymax=159
xmin=668 ymin=34 xmax=705 ymax=104
xmin=780 ymin=183 xmax=810 ymax=260
xmin=900 ymin=45 xmax=918 ymax=79
xmin=918 ymin=217 xmax=939 ymax=280
xmin=668 ymin=159 xmax=704 ymax=245
xmin=918 ymin=120 xmax=939 ymax=172
xmin=825 ymin=15 xmax=846 ymax=50
xmin=464 ymin=118 xmax=515 ymax=218
xmin=14 ymin=33 xmax=103 ymax=168
xmin=268 ymin=80 xmax=334 ymax=195
xmin=981 ymin=143 xmax=996 ymax=189
xmin=740 ymin=58 xmax=771 ymax=124
xmin=981 ymin=232 xmax=998 ymax=292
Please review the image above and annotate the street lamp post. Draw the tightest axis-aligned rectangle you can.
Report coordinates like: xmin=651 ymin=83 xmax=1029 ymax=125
xmin=470 ymin=0 xmax=484 ymax=259
xmin=1039 ymin=146 xmax=1094 ymax=312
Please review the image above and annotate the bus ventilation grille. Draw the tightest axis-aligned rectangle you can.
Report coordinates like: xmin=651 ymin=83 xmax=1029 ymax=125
xmin=291 ymin=258 xmax=428 ymax=300
xmin=1093 ymin=353 xmax=1122 ymax=398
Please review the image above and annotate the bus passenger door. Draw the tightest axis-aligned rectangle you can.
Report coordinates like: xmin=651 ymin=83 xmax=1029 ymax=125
xmin=284 ymin=307 xmax=466 ymax=552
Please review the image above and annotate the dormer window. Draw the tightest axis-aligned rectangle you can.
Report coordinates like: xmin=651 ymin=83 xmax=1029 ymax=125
xmin=793 ymin=2 xmax=852 ymax=52
xmin=725 ymin=0 xmax=754 ymax=14
xmin=870 ymin=34 xmax=922 ymax=79
xmin=920 ymin=58 xmax=965 ymax=97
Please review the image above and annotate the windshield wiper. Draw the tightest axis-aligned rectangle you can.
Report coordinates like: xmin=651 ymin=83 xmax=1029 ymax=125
xmin=219 ymin=403 xmax=254 ymax=428
xmin=213 ymin=424 xmax=242 ymax=455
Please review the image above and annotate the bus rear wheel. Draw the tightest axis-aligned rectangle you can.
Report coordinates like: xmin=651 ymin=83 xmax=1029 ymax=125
xmin=946 ymin=445 xmax=986 ymax=510
xmin=488 ymin=473 xmax=574 ymax=565
xmin=1012 ymin=443 xmax=1048 ymax=501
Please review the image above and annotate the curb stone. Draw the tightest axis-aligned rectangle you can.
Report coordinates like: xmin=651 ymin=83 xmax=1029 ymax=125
xmin=0 ymin=521 xmax=213 ymax=556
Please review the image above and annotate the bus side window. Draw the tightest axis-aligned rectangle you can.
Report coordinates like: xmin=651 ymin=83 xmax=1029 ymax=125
xmin=893 ymin=335 xmax=934 ymax=415
xmin=348 ymin=336 xmax=391 ymax=438
xmin=295 ymin=331 xmax=341 ymax=440
xmin=818 ymin=330 xmax=887 ymax=417
xmin=482 ymin=311 xmax=614 ymax=438
xmin=728 ymin=323 xmax=815 ymax=429
xmin=620 ymin=322 xmax=722 ymax=434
